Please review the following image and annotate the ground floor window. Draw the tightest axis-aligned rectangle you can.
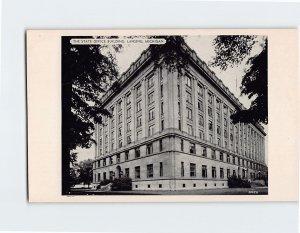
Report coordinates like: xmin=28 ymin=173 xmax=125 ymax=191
xmin=212 ymin=166 xmax=217 ymax=178
xmin=190 ymin=163 xmax=196 ymax=177
xmin=202 ymin=165 xmax=207 ymax=178
xmin=125 ymin=168 xmax=129 ymax=177
xmin=160 ymin=162 xmax=163 ymax=177
xmin=181 ymin=162 xmax=184 ymax=177
xmin=147 ymin=164 xmax=153 ymax=178
xmin=135 ymin=166 xmax=140 ymax=179
xmin=220 ymin=168 xmax=224 ymax=179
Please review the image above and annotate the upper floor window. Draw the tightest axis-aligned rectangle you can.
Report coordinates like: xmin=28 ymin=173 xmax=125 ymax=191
xmin=186 ymin=75 xmax=192 ymax=87
xmin=188 ymin=125 xmax=193 ymax=135
xmin=216 ymin=99 xmax=221 ymax=110
xmin=135 ymin=147 xmax=140 ymax=158
xmin=187 ymin=92 xmax=192 ymax=104
xmin=208 ymin=93 xmax=213 ymax=104
xmin=190 ymin=143 xmax=196 ymax=154
xmin=137 ymin=115 xmax=142 ymax=127
xmin=148 ymin=75 xmax=154 ymax=88
xmin=208 ymin=107 xmax=213 ymax=117
xmin=149 ymin=109 xmax=155 ymax=121
xmin=148 ymin=92 xmax=154 ymax=104
xmin=136 ymin=84 xmax=141 ymax=97
xmin=212 ymin=166 xmax=217 ymax=178
xmin=148 ymin=125 xmax=155 ymax=136
xmin=126 ymin=93 xmax=131 ymax=105
xmin=146 ymin=143 xmax=153 ymax=155
xmin=198 ymin=84 xmax=204 ymax=97
xmin=198 ymin=100 xmax=203 ymax=111
xmin=187 ymin=108 xmax=193 ymax=120
xmin=199 ymin=115 xmax=204 ymax=126
xmin=136 ymin=100 xmax=142 ymax=112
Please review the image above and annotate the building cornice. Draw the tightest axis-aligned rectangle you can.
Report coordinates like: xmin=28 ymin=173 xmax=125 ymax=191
xmin=98 ymin=39 xmax=266 ymax=135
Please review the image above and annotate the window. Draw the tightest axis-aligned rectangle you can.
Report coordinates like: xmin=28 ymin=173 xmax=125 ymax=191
xmin=199 ymin=115 xmax=204 ymax=126
xmin=178 ymin=102 xmax=181 ymax=115
xmin=232 ymin=156 xmax=235 ymax=164
xmin=212 ymin=167 xmax=217 ymax=178
xmin=190 ymin=163 xmax=196 ymax=177
xmin=209 ymin=134 xmax=213 ymax=143
xmin=216 ymin=99 xmax=220 ymax=110
xmin=125 ymin=151 xmax=129 ymax=161
xmin=202 ymin=165 xmax=207 ymax=178
xmin=97 ymin=160 xmax=100 ymax=168
xmin=223 ymin=105 xmax=228 ymax=115
xmin=149 ymin=109 xmax=154 ymax=120
xmin=217 ymin=125 xmax=221 ymax=135
xmin=161 ymin=119 xmax=164 ymax=131
xmin=187 ymin=108 xmax=193 ymax=120
xmin=137 ymin=116 xmax=142 ymax=127
xmin=202 ymin=147 xmax=207 ymax=157
xmin=217 ymin=112 xmax=221 ymax=122
xmin=159 ymin=139 xmax=163 ymax=151
xmin=209 ymin=121 xmax=213 ymax=131
xmin=160 ymin=162 xmax=163 ymax=177
xmin=208 ymin=93 xmax=213 ymax=104
xmin=136 ymin=85 xmax=141 ymax=97
xmin=126 ymin=93 xmax=131 ymax=104
xmin=190 ymin=143 xmax=196 ymax=154
xmin=199 ymin=130 xmax=204 ymax=139
xmin=177 ymin=84 xmax=181 ymax=97
xmin=136 ymin=131 xmax=142 ymax=141
xmin=118 ymin=128 xmax=122 ymax=137
xmin=103 ymin=172 xmax=107 ymax=180
xmin=135 ymin=147 xmax=140 ymax=158
xmin=118 ymin=114 xmax=122 ymax=123
xmin=125 ymin=168 xmax=129 ymax=177
xmin=127 ymin=135 xmax=131 ymax=144
xmin=220 ymin=168 xmax=224 ymax=179
xmin=109 ymin=157 xmax=113 ymax=165
xmin=233 ymin=170 xmax=236 ymax=177
xmin=127 ymin=108 xmax=131 ymax=118
xmin=187 ymin=92 xmax=192 ymax=103
xmin=146 ymin=143 xmax=153 ymax=155
xmin=208 ymin=107 xmax=212 ymax=117
xmin=148 ymin=75 xmax=154 ymax=88
xmin=97 ymin=173 xmax=101 ymax=182
xmin=227 ymin=169 xmax=230 ymax=178
xmin=127 ymin=122 xmax=131 ymax=132
xmin=160 ymin=84 xmax=163 ymax=97
xmin=178 ymin=119 xmax=181 ymax=130
xmin=181 ymin=162 xmax=184 ymax=177
xmin=103 ymin=159 xmax=106 ymax=166
xmin=198 ymin=84 xmax=204 ymax=97
xmin=188 ymin=125 xmax=193 ymax=135
xmin=219 ymin=151 xmax=223 ymax=161
xmin=211 ymin=149 xmax=216 ymax=159
xmin=198 ymin=101 xmax=204 ymax=111
xmin=148 ymin=125 xmax=155 ymax=136
xmin=180 ymin=139 xmax=184 ymax=151
xmin=148 ymin=92 xmax=154 ymax=103
xmin=136 ymin=101 xmax=142 ymax=112
xmin=186 ymin=75 xmax=192 ymax=87
xmin=135 ymin=166 xmax=140 ymax=179
xmin=147 ymin=164 xmax=153 ymax=178
xmin=227 ymin=155 xmax=230 ymax=163
xmin=161 ymin=102 xmax=164 ymax=114
xmin=224 ymin=118 xmax=227 ymax=127
xmin=118 ymin=100 xmax=122 ymax=111
xmin=116 ymin=154 xmax=120 ymax=163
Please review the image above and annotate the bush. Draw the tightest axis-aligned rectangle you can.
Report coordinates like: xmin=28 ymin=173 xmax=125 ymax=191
xmin=99 ymin=179 xmax=112 ymax=186
xmin=228 ymin=175 xmax=251 ymax=188
xmin=111 ymin=177 xmax=132 ymax=191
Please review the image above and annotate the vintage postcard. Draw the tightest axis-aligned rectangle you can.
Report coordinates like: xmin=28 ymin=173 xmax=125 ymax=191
xmin=27 ymin=29 xmax=298 ymax=202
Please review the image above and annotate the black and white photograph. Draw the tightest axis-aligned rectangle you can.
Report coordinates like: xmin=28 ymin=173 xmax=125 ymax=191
xmin=61 ymin=35 xmax=268 ymax=196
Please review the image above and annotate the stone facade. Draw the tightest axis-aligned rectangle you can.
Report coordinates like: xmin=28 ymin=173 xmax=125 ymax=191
xmin=92 ymin=42 xmax=267 ymax=191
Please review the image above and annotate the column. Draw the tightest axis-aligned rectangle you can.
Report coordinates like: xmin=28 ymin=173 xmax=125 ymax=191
xmin=212 ymin=94 xmax=217 ymax=144
xmin=131 ymin=88 xmax=136 ymax=142
xmin=192 ymin=76 xmax=197 ymax=137
xmin=142 ymin=77 xmax=147 ymax=138
xmin=204 ymin=86 xmax=209 ymax=141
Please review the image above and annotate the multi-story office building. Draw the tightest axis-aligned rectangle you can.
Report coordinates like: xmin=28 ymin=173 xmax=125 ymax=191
xmin=92 ymin=41 xmax=267 ymax=191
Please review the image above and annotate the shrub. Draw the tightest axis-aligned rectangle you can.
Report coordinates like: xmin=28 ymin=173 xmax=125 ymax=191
xmin=111 ymin=177 xmax=132 ymax=191
xmin=228 ymin=175 xmax=251 ymax=188
xmin=99 ymin=179 xmax=112 ymax=186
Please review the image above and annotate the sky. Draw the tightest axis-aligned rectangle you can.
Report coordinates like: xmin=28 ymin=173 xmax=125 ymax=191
xmin=75 ymin=35 xmax=267 ymax=162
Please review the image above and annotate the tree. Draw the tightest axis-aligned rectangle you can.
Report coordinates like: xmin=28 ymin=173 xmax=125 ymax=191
xmin=78 ymin=159 xmax=93 ymax=188
xmin=210 ymin=36 xmax=268 ymax=125
xmin=61 ymin=37 xmax=121 ymax=194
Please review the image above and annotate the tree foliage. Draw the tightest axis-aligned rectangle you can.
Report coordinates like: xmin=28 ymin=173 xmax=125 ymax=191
xmin=62 ymin=37 xmax=121 ymax=193
xmin=77 ymin=159 xmax=93 ymax=188
xmin=210 ymin=36 xmax=268 ymax=125
xmin=149 ymin=36 xmax=189 ymax=75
